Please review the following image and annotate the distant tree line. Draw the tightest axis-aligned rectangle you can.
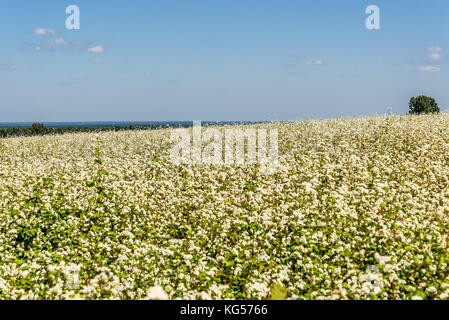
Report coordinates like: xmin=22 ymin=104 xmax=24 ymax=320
xmin=0 ymin=123 xmax=184 ymax=139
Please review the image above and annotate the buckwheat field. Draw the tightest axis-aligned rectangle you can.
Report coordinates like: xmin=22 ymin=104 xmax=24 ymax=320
xmin=1 ymin=114 xmax=449 ymax=300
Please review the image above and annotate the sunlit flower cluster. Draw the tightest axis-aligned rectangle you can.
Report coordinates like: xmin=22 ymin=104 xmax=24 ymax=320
xmin=0 ymin=114 xmax=449 ymax=300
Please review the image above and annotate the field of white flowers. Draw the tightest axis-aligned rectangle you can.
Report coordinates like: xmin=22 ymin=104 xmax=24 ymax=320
xmin=0 ymin=114 xmax=449 ymax=300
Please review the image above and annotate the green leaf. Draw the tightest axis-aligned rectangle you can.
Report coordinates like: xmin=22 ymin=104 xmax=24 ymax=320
xmin=269 ymin=283 xmax=287 ymax=300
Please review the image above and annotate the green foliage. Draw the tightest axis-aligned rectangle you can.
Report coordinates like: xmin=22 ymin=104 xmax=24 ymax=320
xmin=408 ymin=96 xmax=440 ymax=115
xmin=269 ymin=283 xmax=288 ymax=300
xmin=0 ymin=123 xmax=179 ymax=139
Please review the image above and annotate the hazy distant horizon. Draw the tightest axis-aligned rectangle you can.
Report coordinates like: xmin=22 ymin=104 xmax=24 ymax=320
xmin=0 ymin=120 xmax=269 ymax=128
xmin=1 ymin=109 xmax=438 ymax=128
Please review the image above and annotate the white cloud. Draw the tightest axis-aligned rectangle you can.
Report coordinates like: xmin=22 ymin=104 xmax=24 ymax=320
xmin=35 ymin=46 xmax=42 ymax=52
xmin=54 ymin=38 xmax=67 ymax=45
xmin=0 ymin=62 xmax=18 ymax=71
xmin=430 ymin=53 xmax=442 ymax=60
xmin=427 ymin=46 xmax=443 ymax=61
xmin=428 ymin=46 xmax=443 ymax=53
xmin=305 ymin=60 xmax=324 ymax=65
xmin=34 ymin=28 xmax=57 ymax=36
xmin=418 ymin=66 xmax=440 ymax=72
xmin=88 ymin=45 xmax=105 ymax=53
xmin=92 ymin=59 xmax=104 ymax=64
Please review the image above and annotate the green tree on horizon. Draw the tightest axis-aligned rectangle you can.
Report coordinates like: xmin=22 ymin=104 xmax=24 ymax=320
xmin=408 ymin=95 xmax=440 ymax=115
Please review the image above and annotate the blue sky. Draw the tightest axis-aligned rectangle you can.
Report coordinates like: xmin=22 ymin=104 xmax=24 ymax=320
xmin=0 ymin=0 xmax=448 ymax=121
